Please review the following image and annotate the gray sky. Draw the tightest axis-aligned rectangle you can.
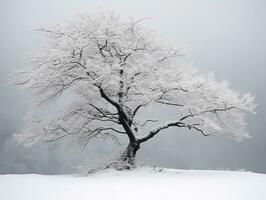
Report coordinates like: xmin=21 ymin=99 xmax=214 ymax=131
xmin=0 ymin=0 xmax=266 ymax=174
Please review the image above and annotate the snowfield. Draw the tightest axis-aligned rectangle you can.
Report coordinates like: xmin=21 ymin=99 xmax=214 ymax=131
xmin=1 ymin=167 xmax=266 ymax=200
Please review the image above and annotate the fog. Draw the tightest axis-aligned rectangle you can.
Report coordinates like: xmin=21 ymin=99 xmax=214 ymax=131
xmin=0 ymin=0 xmax=265 ymax=174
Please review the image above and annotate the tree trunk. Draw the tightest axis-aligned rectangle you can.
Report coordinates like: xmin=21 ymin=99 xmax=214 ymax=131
xmin=121 ymin=141 xmax=140 ymax=169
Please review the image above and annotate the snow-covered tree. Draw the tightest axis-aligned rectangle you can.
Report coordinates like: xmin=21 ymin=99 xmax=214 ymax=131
xmin=11 ymin=12 xmax=256 ymax=168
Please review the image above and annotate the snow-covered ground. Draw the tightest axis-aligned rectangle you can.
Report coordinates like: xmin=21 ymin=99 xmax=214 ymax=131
xmin=1 ymin=167 xmax=266 ymax=200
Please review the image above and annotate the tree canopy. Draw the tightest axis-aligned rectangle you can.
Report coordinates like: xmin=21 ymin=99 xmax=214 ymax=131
xmin=11 ymin=12 xmax=256 ymax=167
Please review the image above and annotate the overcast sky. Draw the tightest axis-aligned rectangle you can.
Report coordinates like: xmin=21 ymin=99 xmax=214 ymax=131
xmin=0 ymin=0 xmax=265 ymax=174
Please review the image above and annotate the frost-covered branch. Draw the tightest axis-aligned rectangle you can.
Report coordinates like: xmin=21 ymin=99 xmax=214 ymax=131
xmin=11 ymin=12 xmax=256 ymax=167
xmin=139 ymin=121 xmax=209 ymax=143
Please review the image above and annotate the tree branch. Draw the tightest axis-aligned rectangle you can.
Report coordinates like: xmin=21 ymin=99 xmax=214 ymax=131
xmin=180 ymin=106 xmax=236 ymax=121
xmin=140 ymin=119 xmax=158 ymax=127
xmin=139 ymin=121 xmax=209 ymax=143
xmin=99 ymin=87 xmax=136 ymax=143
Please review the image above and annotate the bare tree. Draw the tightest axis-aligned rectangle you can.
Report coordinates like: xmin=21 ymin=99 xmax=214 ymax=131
xmin=10 ymin=12 xmax=256 ymax=169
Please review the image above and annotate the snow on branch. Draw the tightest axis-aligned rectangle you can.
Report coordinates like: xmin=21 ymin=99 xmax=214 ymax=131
xmin=11 ymin=12 xmax=255 ymax=158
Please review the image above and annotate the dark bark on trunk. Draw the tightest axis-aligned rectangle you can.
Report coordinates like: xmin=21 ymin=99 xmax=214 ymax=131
xmin=98 ymin=86 xmax=141 ymax=169
xmin=121 ymin=141 xmax=140 ymax=168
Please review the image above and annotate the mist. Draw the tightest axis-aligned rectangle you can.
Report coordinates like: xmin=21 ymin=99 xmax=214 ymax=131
xmin=0 ymin=0 xmax=265 ymax=174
